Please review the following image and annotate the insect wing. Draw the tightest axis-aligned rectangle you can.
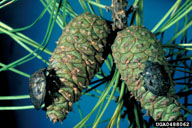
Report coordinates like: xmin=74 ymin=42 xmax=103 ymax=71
xmin=29 ymin=69 xmax=46 ymax=110
xmin=142 ymin=61 xmax=171 ymax=96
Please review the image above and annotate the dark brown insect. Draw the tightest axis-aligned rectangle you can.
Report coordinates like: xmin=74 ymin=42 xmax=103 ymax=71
xmin=29 ymin=68 xmax=47 ymax=110
xmin=140 ymin=60 xmax=171 ymax=96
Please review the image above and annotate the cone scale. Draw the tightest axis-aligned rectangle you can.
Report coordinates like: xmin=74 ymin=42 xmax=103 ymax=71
xmin=112 ymin=26 xmax=184 ymax=121
xmin=46 ymin=12 xmax=110 ymax=123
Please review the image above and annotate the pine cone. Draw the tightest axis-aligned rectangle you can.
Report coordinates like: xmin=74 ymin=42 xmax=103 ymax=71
xmin=46 ymin=12 xmax=111 ymax=123
xmin=111 ymin=26 xmax=184 ymax=121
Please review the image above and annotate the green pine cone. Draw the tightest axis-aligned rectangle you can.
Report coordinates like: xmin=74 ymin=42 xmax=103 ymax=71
xmin=46 ymin=12 xmax=111 ymax=123
xmin=112 ymin=26 xmax=184 ymax=121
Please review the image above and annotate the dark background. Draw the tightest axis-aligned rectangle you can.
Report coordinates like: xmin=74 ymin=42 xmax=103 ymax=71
xmin=0 ymin=0 xmax=191 ymax=127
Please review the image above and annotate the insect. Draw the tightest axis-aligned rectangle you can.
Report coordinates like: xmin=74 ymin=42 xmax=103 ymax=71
xmin=29 ymin=68 xmax=61 ymax=110
xmin=140 ymin=60 xmax=171 ymax=96
xmin=29 ymin=68 xmax=47 ymax=110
